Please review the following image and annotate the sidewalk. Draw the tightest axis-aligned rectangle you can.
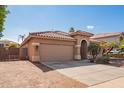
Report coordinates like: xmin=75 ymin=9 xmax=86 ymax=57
xmin=90 ymin=77 xmax=124 ymax=88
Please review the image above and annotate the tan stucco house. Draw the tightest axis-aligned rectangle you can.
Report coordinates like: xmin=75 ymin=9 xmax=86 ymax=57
xmin=91 ymin=32 xmax=124 ymax=45
xmin=20 ymin=31 xmax=94 ymax=62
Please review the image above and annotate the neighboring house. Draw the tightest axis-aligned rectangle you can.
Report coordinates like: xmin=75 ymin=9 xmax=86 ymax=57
xmin=0 ymin=39 xmax=19 ymax=48
xmin=90 ymin=32 xmax=124 ymax=45
xmin=20 ymin=31 xmax=93 ymax=62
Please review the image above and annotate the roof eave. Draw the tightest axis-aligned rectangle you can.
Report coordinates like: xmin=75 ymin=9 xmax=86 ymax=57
xmin=91 ymin=34 xmax=121 ymax=39
xmin=20 ymin=35 xmax=76 ymax=47
xmin=70 ymin=32 xmax=93 ymax=37
xmin=20 ymin=35 xmax=32 ymax=47
xmin=32 ymin=35 xmax=76 ymax=41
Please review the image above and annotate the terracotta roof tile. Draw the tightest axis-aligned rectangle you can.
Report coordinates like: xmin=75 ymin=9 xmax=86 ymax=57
xmin=70 ymin=30 xmax=94 ymax=37
xmin=91 ymin=32 xmax=124 ymax=39
xmin=89 ymin=38 xmax=100 ymax=43
xmin=21 ymin=30 xmax=94 ymax=46
xmin=29 ymin=31 xmax=74 ymax=40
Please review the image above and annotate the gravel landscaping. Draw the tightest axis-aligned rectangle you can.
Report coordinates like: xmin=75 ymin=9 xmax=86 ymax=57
xmin=0 ymin=61 xmax=88 ymax=88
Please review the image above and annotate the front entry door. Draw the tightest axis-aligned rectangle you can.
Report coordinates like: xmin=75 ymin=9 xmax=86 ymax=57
xmin=80 ymin=40 xmax=87 ymax=59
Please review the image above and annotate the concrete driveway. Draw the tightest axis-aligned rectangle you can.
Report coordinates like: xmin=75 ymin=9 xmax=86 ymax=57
xmin=43 ymin=60 xmax=124 ymax=87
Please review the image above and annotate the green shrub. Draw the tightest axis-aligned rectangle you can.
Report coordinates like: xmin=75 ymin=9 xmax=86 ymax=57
xmin=95 ymin=55 xmax=110 ymax=64
xmin=88 ymin=43 xmax=100 ymax=61
xmin=9 ymin=44 xmax=18 ymax=48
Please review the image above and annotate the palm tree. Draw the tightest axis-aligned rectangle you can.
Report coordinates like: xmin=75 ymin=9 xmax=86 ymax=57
xmin=69 ymin=27 xmax=75 ymax=32
xmin=18 ymin=34 xmax=25 ymax=43
xmin=88 ymin=43 xmax=100 ymax=62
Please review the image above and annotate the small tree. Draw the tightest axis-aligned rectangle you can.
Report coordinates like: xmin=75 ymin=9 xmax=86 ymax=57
xmin=99 ymin=41 xmax=107 ymax=55
xmin=118 ymin=40 xmax=124 ymax=54
xmin=99 ymin=41 xmax=117 ymax=55
xmin=69 ymin=27 xmax=75 ymax=32
xmin=18 ymin=34 xmax=26 ymax=42
xmin=9 ymin=44 xmax=18 ymax=48
xmin=88 ymin=43 xmax=100 ymax=62
xmin=106 ymin=41 xmax=118 ymax=54
xmin=0 ymin=5 xmax=9 ymax=39
xmin=89 ymin=42 xmax=111 ymax=64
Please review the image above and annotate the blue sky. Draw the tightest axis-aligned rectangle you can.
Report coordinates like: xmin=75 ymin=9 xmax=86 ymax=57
xmin=3 ymin=5 xmax=124 ymax=42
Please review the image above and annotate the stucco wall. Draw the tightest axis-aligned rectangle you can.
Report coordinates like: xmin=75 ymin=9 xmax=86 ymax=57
xmin=32 ymin=38 xmax=75 ymax=45
xmin=72 ymin=35 xmax=90 ymax=60
xmin=20 ymin=39 xmax=35 ymax=61
xmin=21 ymin=37 xmax=75 ymax=62
xmin=21 ymin=34 xmax=91 ymax=62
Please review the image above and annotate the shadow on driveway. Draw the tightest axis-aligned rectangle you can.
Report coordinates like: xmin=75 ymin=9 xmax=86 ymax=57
xmin=41 ymin=60 xmax=97 ymax=71
xmin=30 ymin=60 xmax=97 ymax=72
xmin=31 ymin=62 xmax=54 ymax=72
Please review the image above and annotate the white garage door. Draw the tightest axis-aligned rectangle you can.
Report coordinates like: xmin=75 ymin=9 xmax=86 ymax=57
xmin=40 ymin=44 xmax=74 ymax=62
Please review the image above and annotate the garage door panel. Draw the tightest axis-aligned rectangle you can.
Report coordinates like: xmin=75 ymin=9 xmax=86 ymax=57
xmin=40 ymin=44 xmax=73 ymax=62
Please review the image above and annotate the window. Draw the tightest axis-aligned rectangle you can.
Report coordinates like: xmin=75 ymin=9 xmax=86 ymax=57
xmin=0 ymin=44 xmax=4 ymax=47
xmin=6 ymin=44 xmax=9 ymax=46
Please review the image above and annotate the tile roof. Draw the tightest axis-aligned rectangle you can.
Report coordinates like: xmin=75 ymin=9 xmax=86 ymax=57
xmin=89 ymin=38 xmax=100 ymax=43
xmin=29 ymin=31 xmax=75 ymax=40
xmin=70 ymin=30 xmax=94 ymax=37
xmin=91 ymin=32 xmax=124 ymax=39
xmin=21 ymin=30 xmax=94 ymax=46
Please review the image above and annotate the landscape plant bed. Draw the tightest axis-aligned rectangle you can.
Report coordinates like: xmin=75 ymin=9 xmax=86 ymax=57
xmin=111 ymin=54 xmax=124 ymax=58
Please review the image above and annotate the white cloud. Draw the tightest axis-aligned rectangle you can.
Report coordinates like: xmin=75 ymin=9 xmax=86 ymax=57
xmin=86 ymin=25 xmax=95 ymax=30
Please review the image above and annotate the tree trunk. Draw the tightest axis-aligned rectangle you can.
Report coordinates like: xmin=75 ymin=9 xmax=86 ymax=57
xmin=106 ymin=47 xmax=113 ymax=54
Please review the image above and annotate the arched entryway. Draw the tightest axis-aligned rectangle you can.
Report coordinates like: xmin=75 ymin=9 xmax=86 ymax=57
xmin=80 ymin=40 xmax=87 ymax=59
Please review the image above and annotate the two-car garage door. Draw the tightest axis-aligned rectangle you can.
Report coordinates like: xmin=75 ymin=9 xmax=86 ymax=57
xmin=40 ymin=44 xmax=74 ymax=62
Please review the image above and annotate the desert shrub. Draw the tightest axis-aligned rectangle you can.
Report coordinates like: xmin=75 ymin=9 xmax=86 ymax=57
xmin=95 ymin=55 xmax=110 ymax=64
xmin=9 ymin=44 xmax=18 ymax=48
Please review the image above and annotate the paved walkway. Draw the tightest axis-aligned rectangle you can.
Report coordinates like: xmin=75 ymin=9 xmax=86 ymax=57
xmin=43 ymin=60 xmax=124 ymax=87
